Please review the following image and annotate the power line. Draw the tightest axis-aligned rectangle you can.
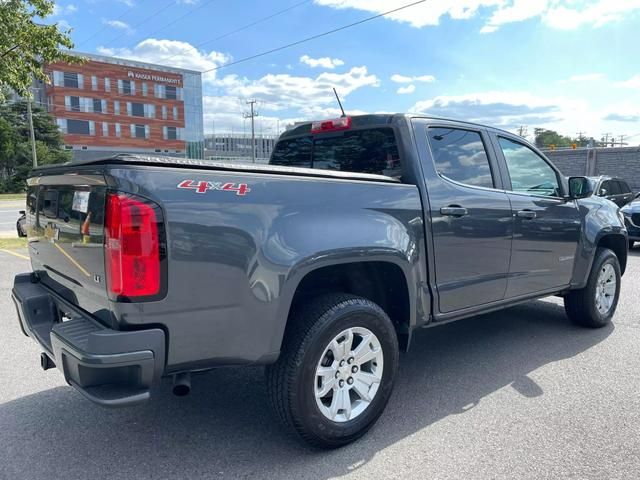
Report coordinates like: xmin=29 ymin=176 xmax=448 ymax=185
xmin=75 ymin=1 xmax=144 ymax=48
xmin=133 ymin=0 xmax=222 ymax=43
xmin=100 ymin=0 xmax=180 ymax=50
xmin=200 ymin=0 xmax=427 ymax=73
xmin=156 ymin=0 xmax=314 ymax=65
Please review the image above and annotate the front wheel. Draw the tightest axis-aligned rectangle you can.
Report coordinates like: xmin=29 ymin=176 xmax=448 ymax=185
xmin=266 ymin=293 xmax=399 ymax=448
xmin=564 ymin=247 xmax=621 ymax=328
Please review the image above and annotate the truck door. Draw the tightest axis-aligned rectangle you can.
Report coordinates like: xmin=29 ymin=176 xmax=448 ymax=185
xmin=412 ymin=121 xmax=513 ymax=314
xmin=490 ymin=134 xmax=581 ymax=297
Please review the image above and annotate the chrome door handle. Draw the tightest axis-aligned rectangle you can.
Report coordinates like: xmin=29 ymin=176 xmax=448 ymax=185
xmin=440 ymin=206 xmax=468 ymax=217
xmin=517 ymin=210 xmax=536 ymax=220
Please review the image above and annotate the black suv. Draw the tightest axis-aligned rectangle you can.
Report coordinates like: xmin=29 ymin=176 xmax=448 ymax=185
xmin=589 ymin=176 xmax=635 ymax=207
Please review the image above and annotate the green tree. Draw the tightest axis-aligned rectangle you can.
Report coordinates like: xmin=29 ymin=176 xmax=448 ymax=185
xmin=0 ymin=100 xmax=70 ymax=192
xmin=534 ymin=128 xmax=575 ymax=148
xmin=0 ymin=0 xmax=80 ymax=100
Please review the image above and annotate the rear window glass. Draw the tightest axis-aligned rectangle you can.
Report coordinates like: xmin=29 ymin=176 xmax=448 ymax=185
xmin=270 ymin=128 xmax=401 ymax=178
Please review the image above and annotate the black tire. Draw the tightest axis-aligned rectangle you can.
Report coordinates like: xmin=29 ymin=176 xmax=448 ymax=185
xmin=265 ymin=293 xmax=399 ymax=449
xmin=564 ymin=247 xmax=621 ymax=328
xmin=629 ymin=240 xmax=635 ymax=250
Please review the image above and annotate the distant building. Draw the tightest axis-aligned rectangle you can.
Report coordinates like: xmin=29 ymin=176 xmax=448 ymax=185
xmin=204 ymin=133 xmax=277 ymax=163
xmin=42 ymin=52 xmax=204 ymax=160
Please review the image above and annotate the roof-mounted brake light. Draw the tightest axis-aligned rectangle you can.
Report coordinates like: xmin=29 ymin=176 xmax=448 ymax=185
xmin=311 ymin=116 xmax=351 ymax=134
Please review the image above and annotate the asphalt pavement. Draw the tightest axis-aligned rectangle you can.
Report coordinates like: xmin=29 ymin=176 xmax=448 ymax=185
xmin=1 ymin=249 xmax=639 ymax=480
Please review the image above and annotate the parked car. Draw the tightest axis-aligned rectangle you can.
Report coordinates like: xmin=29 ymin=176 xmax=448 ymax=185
xmin=589 ymin=176 xmax=635 ymax=207
xmin=12 ymin=114 xmax=628 ymax=448
xmin=621 ymin=198 xmax=640 ymax=249
xmin=16 ymin=210 xmax=26 ymax=237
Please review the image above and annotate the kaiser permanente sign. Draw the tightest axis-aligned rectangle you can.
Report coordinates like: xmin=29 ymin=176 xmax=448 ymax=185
xmin=127 ymin=70 xmax=181 ymax=85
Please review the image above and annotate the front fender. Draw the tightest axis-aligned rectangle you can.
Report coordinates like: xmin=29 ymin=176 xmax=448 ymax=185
xmin=571 ymin=197 xmax=627 ymax=288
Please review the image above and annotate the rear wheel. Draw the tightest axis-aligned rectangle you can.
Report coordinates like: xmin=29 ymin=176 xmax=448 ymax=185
xmin=266 ymin=293 xmax=399 ymax=448
xmin=564 ymin=248 xmax=621 ymax=328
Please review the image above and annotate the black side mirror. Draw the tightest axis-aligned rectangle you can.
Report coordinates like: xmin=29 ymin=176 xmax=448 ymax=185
xmin=568 ymin=176 xmax=592 ymax=200
xmin=19 ymin=210 xmax=25 ymax=215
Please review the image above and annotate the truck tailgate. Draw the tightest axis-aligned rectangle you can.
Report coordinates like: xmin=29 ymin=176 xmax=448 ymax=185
xmin=25 ymin=171 xmax=111 ymax=325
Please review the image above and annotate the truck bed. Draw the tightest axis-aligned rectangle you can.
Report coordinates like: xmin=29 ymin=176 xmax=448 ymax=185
xmin=37 ymin=154 xmax=401 ymax=184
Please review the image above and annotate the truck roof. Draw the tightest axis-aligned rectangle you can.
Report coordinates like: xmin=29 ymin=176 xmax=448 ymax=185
xmin=280 ymin=113 xmax=519 ymax=139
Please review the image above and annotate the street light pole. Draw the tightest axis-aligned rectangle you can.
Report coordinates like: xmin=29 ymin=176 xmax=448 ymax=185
xmin=27 ymin=96 xmax=37 ymax=168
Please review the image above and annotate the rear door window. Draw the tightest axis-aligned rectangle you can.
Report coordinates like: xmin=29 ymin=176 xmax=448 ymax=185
xmin=270 ymin=128 xmax=401 ymax=178
xmin=427 ymin=127 xmax=494 ymax=188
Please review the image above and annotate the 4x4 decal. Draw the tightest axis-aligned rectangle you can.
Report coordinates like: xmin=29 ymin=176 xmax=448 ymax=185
xmin=177 ymin=180 xmax=251 ymax=196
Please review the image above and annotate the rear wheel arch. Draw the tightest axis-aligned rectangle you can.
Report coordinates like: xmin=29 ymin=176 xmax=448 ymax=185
xmin=278 ymin=260 xmax=413 ymax=353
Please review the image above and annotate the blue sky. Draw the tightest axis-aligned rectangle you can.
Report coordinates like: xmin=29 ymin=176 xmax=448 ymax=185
xmin=48 ymin=0 xmax=640 ymax=142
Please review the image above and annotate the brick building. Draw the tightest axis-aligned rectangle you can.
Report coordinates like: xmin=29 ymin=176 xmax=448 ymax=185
xmin=42 ymin=52 xmax=204 ymax=160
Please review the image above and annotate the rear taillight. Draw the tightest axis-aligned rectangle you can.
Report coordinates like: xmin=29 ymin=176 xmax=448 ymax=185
xmin=105 ymin=192 xmax=162 ymax=300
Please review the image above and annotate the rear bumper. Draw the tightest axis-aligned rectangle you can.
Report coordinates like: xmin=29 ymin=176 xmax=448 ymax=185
xmin=11 ymin=273 xmax=165 ymax=407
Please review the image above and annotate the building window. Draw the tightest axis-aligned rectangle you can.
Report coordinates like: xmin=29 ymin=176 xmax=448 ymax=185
xmin=102 ymin=122 xmax=109 ymax=137
xmin=172 ymin=106 xmax=178 ymax=120
xmin=165 ymin=85 xmax=177 ymax=100
xmin=118 ymin=79 xmax=135 ymax=95
xmin=114 ymin=101 xmax=120 ymax=115
xmin=142 ymin=82 xmax=148 ymax=96
xmin=161 ymin=105 xmax=167 ymax=119
xmin=105 ymin=78 xmax=111 ymax=92
xmin=154 ymin=84 xmax=164 ymax=98
xmin=91 ymin=76 xmax=98 ymax=90
xmin=65 ymin=96 xmax=81 ymax=112
xmin=63 ymin=72 xmax=83 ymax=88
xmin=130 ymin=102 xmax=144 ymax=117
xmin=115 ymin=123 xmax=121 ymax=137
xmin=93 ymin=98 xmax=105 ymax=113
xmin=66 ymin=119 xmax=95 ymax=135
xmin=147 ymin=104 xmax=155 ymax=118
xmin=131 ymin=124 xmax=149 ymax=139
xmin=163 ymin=126 xmax=178 ymax=140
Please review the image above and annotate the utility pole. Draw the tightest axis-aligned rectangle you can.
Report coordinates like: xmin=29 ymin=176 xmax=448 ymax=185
xmin=517 ymin=125 xmax=528 ymax=138
xmin=27 ymin=96 xmax=38 ymax=168
xmin=243 ymin=99 xmax=258 ymax=163
xmin=618 ymin=134 xmax=626 ymax=147
xmin=601 ymin=133 xmax=612 ymax=147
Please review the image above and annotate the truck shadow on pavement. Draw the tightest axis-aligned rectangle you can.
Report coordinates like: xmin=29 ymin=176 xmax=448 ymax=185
xmin=0 ymin=299 xmax=613 ymax=480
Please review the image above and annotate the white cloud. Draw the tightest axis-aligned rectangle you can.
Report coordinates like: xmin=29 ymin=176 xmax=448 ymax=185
xmin=117 ymin=0 xmax=135 ymax=6
xmin=102 ymin=19 xmax=133 ymax=33
xmin=217 ymin=66 xmax=379 ymax=115
xmin=481 ymin=0 xmax=547 ymax=33
xmin=97 ymin=39 xmax=230 ymax=83
xmin=409 ymin=91 xmax=582 ymax=132
xmin=314 ymin=0 xmax=503 ymax=28
xmin=315 ymin=0 xmax=640 ymax=32
xmin=52 ymin=3 xmax=78 ymax=16
xmin=57 ymin=19 xmax=72 ymax=31
xmin=300 ymin=55 xmax=345 ymax=69
xmin=391 ymin=73 xmax=435 ymax=83
xmin=617 ymin=74 xmax=640 ymax=88
xmin=559 ymin=73 xmax=606 ymax=84
xmin=397 ymin=84 xmax=415 ymax=94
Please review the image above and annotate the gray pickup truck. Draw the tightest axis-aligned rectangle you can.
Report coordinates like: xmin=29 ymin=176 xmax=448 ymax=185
xmin=12 ymin=114 xmax=627 ymax=448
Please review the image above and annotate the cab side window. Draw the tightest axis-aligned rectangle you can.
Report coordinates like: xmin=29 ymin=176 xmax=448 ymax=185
xmin=498 ymin=137 xmax=561 ymax=197
xmin=427 ymin=127 xmax=494 ymax=188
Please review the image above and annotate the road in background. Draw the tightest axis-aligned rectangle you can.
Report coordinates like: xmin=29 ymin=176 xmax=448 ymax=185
xmin=0 ymin=199 xmax=25 ymax=237
xmin=1 ymin=249 xmax=639 ymax=479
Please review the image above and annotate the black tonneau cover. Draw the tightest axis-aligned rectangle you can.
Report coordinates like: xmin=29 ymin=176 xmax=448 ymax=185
xmin=34 ymin=154 xmax=400 ymax=184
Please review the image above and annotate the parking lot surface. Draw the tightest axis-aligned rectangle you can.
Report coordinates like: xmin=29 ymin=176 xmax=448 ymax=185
xmin=1 ymin=248 xmax=639 ymax=480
